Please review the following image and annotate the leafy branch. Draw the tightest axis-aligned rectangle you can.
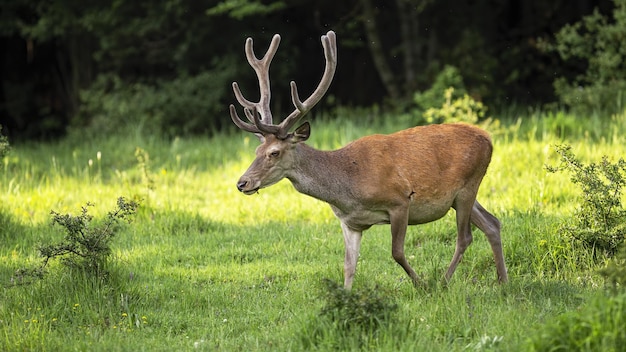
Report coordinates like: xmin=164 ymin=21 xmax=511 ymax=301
xmin=12 ymin=197 xmax=139 ymax=285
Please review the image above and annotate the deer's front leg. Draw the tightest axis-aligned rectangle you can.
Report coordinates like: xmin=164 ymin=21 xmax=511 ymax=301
xmin=340 ymin=221 xmax=362 ymax=290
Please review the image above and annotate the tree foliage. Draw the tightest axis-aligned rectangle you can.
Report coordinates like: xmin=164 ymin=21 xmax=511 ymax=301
xmin=0 ymin=0 xmax=617 ymax=139
xmin=546 ymin=0 xmax=626 ymax=114
xmin=207 ymin=0 xmax=286 ymax=19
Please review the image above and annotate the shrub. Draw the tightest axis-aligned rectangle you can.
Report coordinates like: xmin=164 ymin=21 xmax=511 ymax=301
xmin=318 ymin=279 xmax=397 ymax=332
xmin=410 ymin=66 xmax=498 ymax=128
xmin=300 ymin=279 xmax=398 ymax=349
xmin=546 ymin=145 xmax=626 ymax=256
xmin=413 ymin=65 xmax=467 ymax=112
xmin=13 ymin=197 xmax=139 ymax=284
xmin=422 ymin=87 xmax=489 ymax=125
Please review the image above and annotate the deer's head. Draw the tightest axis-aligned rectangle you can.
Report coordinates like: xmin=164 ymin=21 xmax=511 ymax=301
xmin=230 ymin=31 xmax=337 ymax=195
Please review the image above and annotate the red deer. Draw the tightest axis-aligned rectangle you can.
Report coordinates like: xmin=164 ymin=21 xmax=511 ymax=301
xmin=229 ymin=31 xmax=508 ymax=289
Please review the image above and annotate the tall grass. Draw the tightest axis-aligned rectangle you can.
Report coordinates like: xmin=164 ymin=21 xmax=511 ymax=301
xmin=1 ymin=108 xmax=625 ymax=351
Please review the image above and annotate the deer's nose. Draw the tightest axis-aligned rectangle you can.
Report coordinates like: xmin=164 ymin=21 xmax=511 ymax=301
xmin=237 ymin=179 xmax=248 ymax=192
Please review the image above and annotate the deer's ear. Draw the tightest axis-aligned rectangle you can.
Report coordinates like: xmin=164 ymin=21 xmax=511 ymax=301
xmin=291 ymin=122 xmax=310 ymax=143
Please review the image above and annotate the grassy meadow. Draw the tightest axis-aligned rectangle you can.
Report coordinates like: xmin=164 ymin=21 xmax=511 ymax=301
xmin=1 ymin=109 xmax=625 ymax=351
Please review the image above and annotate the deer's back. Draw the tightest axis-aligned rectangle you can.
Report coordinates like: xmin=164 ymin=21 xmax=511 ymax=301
xmin=340 ymin=123 xmax=493 ymax=175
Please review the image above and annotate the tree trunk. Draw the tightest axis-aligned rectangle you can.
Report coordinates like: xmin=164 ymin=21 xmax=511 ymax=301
xmin=396 ymin=0 xmax=415 ymax=95
xmin=395 ymin=0 xmax=434 ymax=97
xmin=359 ymin=0 xmax=401 ymax=101
xmin=56 ymin=32 xmax=95 ymax=119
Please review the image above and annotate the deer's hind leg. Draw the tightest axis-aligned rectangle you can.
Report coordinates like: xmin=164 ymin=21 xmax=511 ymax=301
xmin=471 ymin=200 xmax=508 ymax=283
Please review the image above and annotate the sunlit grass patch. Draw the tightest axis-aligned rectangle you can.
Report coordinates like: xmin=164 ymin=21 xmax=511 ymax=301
xmin=1 ymin=113 xmax=626 ymax=351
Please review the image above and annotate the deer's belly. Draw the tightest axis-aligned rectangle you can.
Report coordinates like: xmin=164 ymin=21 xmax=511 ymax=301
xmin=407 ymin=206 xmax=450 ymax=225
xmin=330 ymin=206 xmax=389 ymax=231
xmin=406 ymin=196 xmax=452 ymax=223
xmin=330 ymin=202 xmax=451 ymax=231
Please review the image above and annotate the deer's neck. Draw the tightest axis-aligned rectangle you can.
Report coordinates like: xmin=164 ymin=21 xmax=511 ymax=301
xmin=286 ymin=144 xmax=353 ymax=208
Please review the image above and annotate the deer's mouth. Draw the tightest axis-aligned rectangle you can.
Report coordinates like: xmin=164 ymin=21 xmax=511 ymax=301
xmin=237 ymin=178 xmax=261 ymax=195
xmin=242 ymin=188 xmax=259 ymax=195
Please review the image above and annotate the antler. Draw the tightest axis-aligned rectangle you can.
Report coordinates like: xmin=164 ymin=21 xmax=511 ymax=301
xmin=230 ymin=31 xmax=337 ymax=139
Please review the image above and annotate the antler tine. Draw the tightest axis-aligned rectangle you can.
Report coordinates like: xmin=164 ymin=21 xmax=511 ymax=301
xmin=229 ymin=104 xmax=261 ymax=134
xmin=276 ymin=31 xmax=337 ymax=138
xmin=246 ymin=107 xmax=280 ymax=135
xmin=231 ymin=84 xmax=262 ymax=125
xmin=231 ymin=82 xmax=255 ymax=112
xmin=244 ymin=34 xmax=281 ymax=125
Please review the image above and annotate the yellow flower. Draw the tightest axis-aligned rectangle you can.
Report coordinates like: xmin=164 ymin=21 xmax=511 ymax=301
xmin=121 ymin=312 xmax=128 ymax=317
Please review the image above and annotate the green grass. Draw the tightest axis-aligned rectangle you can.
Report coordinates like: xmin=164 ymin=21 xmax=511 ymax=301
xmin=1 ymin=109 xmax=626 ymax=351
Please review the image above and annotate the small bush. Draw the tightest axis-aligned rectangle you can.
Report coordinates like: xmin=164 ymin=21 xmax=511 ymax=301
xmin=319 ymin=279 xmax=397 ymax=332
xmin=413 ymin=65 xmax=467 ymax=112
xmin=422 ymin=87 xmax=489 ymax=125
xmin=14 ymin=197 xmax=139 ymax=284
xmin=410 ymin=66 xmax=497 ymax=128
xmin=300 ymin=279 xmax=398 ymax=349
xmin=546 ymin=145 xmax=626 ymax=256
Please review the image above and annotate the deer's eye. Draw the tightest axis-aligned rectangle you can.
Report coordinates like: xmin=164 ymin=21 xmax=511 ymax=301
xmin=269 ymin=150 xmax=280 ymax=158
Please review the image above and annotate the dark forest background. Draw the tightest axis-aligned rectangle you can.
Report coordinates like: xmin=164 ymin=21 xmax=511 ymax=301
xmin=0 ymin=0 xmax=622 ymax=140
